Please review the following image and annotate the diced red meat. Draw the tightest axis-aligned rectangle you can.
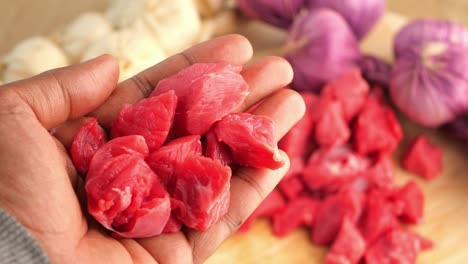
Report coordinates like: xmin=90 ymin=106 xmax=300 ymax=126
xmin=302 ymin=146 xmax=371 ymax=192
xmin=89 ymin=135 xmax=149 ymax=175
xmin=272 ymin=197 xmax=318 ymax=237
xmin=146 ymin=135 xmax=202 ymax=192
xmin=402 ymin=135 xmax=443 ymax=180
xmin=151 ymin=63 xmax=249 ymax=135
xmin=315 ymin=101 xmax=351 ymax=147
xmin=365 ymin=229 xmax=433 ymax=264
xmin=71 ymin=118 xmax=106 ymax=174
xmin=278 ymin=176 xmax=305 ymax=200
xmin=325 ymin=217 xmax=366 ymax=264
xmin=312 ymin=189 xmax=365 ymax=245
xmin=359 ymin=191 xmax=399 ymax=243
xmin=111 ymin=91 xmax=177 ymax=151
xmin=204 ymin=128 xmax=233 ymax=166
xmin=239 ymin=189 xmax=286 ymax=232
xmin=392 ymin=181 xmax=424 ymax=224
xmin=173 ymin=155 xmax=231 ymax=231
xmin=163 ymin=198 xmax=185 ymax=233
xmin=215 ymin=113 xmax=284 ymax=169
xmin=354 ymin=90 xmax=403 ymax=155
xmin=363 ymin=156 xmax=395 ymax=189
xmin=86 ymin=154 xmax=170 ymax=238
xmin=322 ymin=70 xmax=370 ymax=121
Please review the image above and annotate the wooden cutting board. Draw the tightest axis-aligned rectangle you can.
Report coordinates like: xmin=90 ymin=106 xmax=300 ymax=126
xmin=206 ymin=13 xmax=468 ymax=264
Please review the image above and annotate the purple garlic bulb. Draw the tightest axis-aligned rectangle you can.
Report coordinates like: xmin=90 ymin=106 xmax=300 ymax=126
xmin=358 ymin=55 xmax=392 ymax=88
xmin=308 ymin=0 xmax=386 ymax=40
xmin=237 ymin=0 xmax=306 ymax=29
xmin=284 ymin=8 xmax=361 ymax=92
xmin=390 ymin=19 xmax=468 ymax=127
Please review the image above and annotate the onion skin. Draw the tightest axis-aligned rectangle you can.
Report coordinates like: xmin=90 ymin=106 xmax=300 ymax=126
xmin=358 ymin=55 xmax=392 ymax=87
xmin=394 ymin=19 xmax=468 ymax=58
xmin=236 ymin=0 xmax=305 ymax=29
xmin=390 ymin=20 xmax=468 ymax=127
xmin=284 ymin=8 xmax=361 ymax=92
xmin=308 ymin=0 xmax=386 ymax=40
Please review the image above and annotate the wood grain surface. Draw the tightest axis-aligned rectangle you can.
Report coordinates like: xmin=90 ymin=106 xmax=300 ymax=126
xmin=0 ymin=1 xmax=467 ymax=263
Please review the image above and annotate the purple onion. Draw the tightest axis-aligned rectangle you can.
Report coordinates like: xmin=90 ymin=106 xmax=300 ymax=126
xmin=394 ymin=19 xmax=468 ymax=58
xmin=283 ymin=8 xmax=361 ymax=92
xmin=308 ymin=0 xmax=386 ymax=40
xmin=237 ymin=0 xmax=305 ymax=29
xmin=390 ymin=20 xmax=468 ymax=127
xmin=358 ymin=55 xmax=392 ymax=87
xmin=443 ymin=115 xmax=468 ymax=144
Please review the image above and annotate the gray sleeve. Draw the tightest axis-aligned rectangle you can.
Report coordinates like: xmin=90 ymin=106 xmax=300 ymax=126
xmin=0 ymin=209 xmax=50 ymax=264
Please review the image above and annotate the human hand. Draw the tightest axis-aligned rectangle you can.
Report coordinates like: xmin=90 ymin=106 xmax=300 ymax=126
xmin=0 ymin=35 xmax=305 ymax=264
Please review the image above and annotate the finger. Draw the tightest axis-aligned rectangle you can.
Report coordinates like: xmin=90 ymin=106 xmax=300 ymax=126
xmin=136 ymin=232 xmax=194 ymax=264
xmin=92 ymin=34 xmax=253 ymax=128
xmin=3 ymin=55 xmax=119 ymax=129
xmin=235 ymin=56 xmax=293 ymax=112
xmin=185 ymin=89 xmax=305 ymax=263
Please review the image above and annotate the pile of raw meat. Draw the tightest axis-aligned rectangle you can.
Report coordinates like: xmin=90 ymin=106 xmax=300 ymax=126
xmin=70 ymin=63 xmax=284 ymax=238
xmin=240 ymin=71 xmax=443 ymax=263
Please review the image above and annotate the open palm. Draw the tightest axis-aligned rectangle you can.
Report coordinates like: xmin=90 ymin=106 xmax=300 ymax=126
xmin=0 ymin=35 xmax=305 ymax=264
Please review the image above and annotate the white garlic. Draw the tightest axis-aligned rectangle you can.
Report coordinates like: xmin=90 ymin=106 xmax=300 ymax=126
xmin=81 ymin=28 xmax=167 ymax=81
xmin=106 ymin=0 xmax=201 ymax=56
xmin=58 ymin=12 xmax=112 ymax=62
xmin=197 ymin=10 xmax=238 ymax=43
xmin=2 ymin=36 xmax=69 ymax=83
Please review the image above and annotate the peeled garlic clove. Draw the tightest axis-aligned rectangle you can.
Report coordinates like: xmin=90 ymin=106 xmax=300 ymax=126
xmin=391 ymin=20 xmax=468 ymax=127
xmin=284 ymin=9 xmax=361 ymax=92
xmin=358 ymin=55 xmax=392 ymax=87
xmin=308 ymin=0 xmax=385 ymax=40
xmin=2 ymin=36 xmax=69 ymax=83
xmin=81 ymin=28 xmax=167 ymax=82
xmin=237 ymin=0 xmax=305 ymax=29
xmin=58 ymin=12 xmax=112 ymax=63
xmin=106 ymin=0 xmax=146 ymax=29
xmin=394 ymin=19 xmax=468 ymax=58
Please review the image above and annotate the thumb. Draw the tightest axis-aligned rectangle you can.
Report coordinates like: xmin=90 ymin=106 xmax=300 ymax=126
xmin=3 ymin=54 xmax=119 ymax=129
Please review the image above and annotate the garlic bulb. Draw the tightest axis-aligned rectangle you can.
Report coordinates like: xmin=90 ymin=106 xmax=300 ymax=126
xmin=58 ymin=12 xmax=112 ymax=62
xmin=2 ymin=36 xmax=69 ymax=83
xmin=106 ymin=0 xmax=201 ymax=55
xmin=81 ymin=28 xmax=167 ymax=81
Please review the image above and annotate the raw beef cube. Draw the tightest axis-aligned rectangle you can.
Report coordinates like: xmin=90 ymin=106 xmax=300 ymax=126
xmin=282 ymin=157 xmax=305 ymax=180
xmin=146 ymin=135 xmax=202 ymax=192
xmin=359 ymin=191 xmax=399 ymax=243
xmin=89 ymin=135 xmax=149 ymax=175
xmin=272 ymin=197 xmax=318 ymax=237
xmin=279 ymin=92 xmax=316 ymax=158
xmin=312 ymin=189 xmax=365 ymax=245
xmin=315 ymin=101 xmax=350 ymax=147
xmin=325 ymin=217 xmax=366 ymax=264
xmin=354 ymin=92 xmax=403 ymax=155
xmin=278 ymin=176 xmax=305 ymax=200
xmin=215 ymin=113 xmax=284 ymax=169
xmin=302 ymin=146 xmax=371 ymax=192
xmin=239 ymin=189 xmax=286 ymax=232
xmin=322 ymin=70 xmax=370 ymax=121
xmin=365 ymin=229 xmax=433 ymax=264
xmin=151 ymin=63 xmax=249 ymax=135
xmin=173 ymin=154 xmax=232 ymax=231
xmin=204 ymin=128 xmax=233 ymax=166
xmin=163 ymin=198 xmax=186 ymax=233
xmin=86 ymin=154 xmax=170 ymax=238
xmin=362 ymin=156 xmax=395 ymax=190
xmin=402 ymin=135 xmax=443 ymax=180
xmin=392 ymin=181 xmax=424 ymax=224
xmin=71 ymin=117 xmax=106 ymax=174
xmin=111 ymin=90 xmax=177 ymax=151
